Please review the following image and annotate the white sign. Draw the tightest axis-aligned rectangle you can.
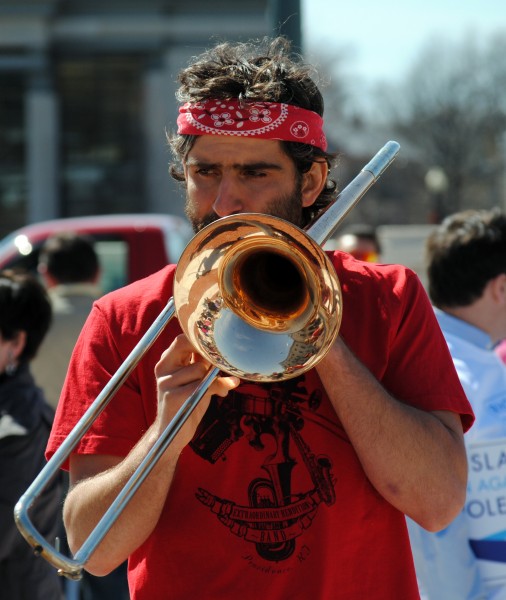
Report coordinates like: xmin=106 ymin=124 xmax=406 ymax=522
xmin=467 ymin=438 xmax=506 ymax=587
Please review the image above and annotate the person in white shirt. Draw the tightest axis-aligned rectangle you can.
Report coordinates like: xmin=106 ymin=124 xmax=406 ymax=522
xmin=408 ymin=207 xmax=506 ymax=600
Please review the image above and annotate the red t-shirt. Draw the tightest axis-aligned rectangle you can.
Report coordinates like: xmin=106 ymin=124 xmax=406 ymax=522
xmin=47 ymin=252 xmax=474 ymax=600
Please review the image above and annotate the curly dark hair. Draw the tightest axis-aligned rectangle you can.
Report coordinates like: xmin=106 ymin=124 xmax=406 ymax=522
xmin=168 ymin=36 xmax=338 ymax=227
xmin=426 ymin=208 xmax=506 ymax=308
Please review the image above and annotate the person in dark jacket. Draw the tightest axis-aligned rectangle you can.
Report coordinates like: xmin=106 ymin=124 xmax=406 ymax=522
xmin=0 ymin=269 xmax=63 ymax=600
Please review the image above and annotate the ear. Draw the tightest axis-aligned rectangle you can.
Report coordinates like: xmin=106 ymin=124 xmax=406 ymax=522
xmin=92 ymin=268 xmax=102 ymax=285
xmin=10 ymin=330 xmax=27 ymax=361
xmin=489 ymin=273 xmax=506 ymax=305
xmin=38 ymin=263 xmax=56 ymax=288
xmin=300 ymin=161 xmax=328 ymax=208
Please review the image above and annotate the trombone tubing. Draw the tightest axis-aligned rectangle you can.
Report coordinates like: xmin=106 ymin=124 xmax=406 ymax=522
xmin=307 ymin=140 xmax=400 ymax=246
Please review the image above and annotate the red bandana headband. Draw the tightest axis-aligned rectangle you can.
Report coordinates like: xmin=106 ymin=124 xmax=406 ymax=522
xmin=177 ymin=99 xmax=327 ymax=151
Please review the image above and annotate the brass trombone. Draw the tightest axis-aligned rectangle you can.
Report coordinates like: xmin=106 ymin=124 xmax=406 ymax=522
xmin=14 ymin=140 xmax=400 ymax=580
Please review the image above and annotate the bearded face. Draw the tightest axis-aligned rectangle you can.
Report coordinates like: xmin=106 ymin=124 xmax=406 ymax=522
xmin=185 ymin=175 xmax=305 ymax=234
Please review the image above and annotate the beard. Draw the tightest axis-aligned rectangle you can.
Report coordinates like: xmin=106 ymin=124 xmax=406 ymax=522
xmin=185 ymin=178 xmax=305 ymax=234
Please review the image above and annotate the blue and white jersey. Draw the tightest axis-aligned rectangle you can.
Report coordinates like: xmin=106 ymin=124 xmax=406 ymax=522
xmin=408 ymin=309 xmax=506 ymax=600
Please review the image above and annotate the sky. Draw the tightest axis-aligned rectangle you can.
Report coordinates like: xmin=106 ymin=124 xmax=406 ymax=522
xmin=301 ymin=0 xmax=506 ymax=86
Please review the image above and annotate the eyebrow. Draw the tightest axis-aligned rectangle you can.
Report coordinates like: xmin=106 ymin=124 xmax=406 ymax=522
xmin=185 ymin=158 xmax=284 ymax=171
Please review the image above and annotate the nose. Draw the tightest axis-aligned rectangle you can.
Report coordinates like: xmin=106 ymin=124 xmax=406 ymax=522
xmin=212 ymin=176 xmax=244 ymax=217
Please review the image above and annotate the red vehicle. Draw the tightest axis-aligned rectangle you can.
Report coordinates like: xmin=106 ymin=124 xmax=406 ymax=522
xmin=0 ymin=213 xmax=192 ymax=293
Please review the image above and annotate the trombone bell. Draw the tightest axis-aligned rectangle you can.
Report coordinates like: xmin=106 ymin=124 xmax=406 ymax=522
xmin=173 ymin=214 xmax=342 ymax=381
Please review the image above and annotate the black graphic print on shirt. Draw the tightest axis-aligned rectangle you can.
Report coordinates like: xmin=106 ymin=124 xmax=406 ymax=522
xmin=189 ymin=376 xmax=339 ymax=562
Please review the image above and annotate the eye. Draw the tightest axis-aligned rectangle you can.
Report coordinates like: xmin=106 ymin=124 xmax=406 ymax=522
xmin=195 ymin=167 xmax=215 ymax=176
xmin=243 ymin=169 xmax=267 ymax=178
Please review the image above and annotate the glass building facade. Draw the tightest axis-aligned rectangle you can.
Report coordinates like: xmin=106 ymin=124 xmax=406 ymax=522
xmin=0 ymin=1 xmax=299 ymax=238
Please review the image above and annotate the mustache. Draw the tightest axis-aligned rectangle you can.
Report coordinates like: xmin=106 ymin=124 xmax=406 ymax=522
xmin=194 ymin=212 xmax=221 ymax=233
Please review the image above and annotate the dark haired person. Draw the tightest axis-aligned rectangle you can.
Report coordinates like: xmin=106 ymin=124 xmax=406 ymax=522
xmin=47 ymin=37 xmax=473 ymax=599
xmin=32 ymin=232 xmax=101 ymax=408
xmin=409 ymin=208 xmax=506 ymax=599
xmin=33 ymin=233 xmax=129 ymax=599
xmin=0 ymin=270 xmax=63 ymax=599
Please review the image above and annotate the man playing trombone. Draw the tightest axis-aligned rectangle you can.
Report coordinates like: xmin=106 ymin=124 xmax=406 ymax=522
xmin=46 ymin=37 xmax=473 ymax=599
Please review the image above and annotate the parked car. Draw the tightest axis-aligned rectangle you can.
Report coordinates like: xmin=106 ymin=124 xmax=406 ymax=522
xmin=0 ymin=213 xmax=192 ymax=293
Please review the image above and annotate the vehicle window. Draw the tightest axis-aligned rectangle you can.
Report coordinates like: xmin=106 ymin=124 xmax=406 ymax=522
xmin=0 ymin=232 xmax=16 ymax=257
xmin=0 ymin=235 xmax=129 ymax=294
xmin=94 ymin=240 xmax=128 ymax=293
xmin=164 ymin=225 xmax=192 ymax=262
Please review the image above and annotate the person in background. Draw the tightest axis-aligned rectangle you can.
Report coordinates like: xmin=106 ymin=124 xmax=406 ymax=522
xmin=408 ymin=208 xmax=506 ymax=600
xmin=31 ymin=232 xmax=129 ymax=600
xmin=31 ymin=232 xmax=102 ymax=409
xmin=330 ymin=223 xmax=382 ymax=262
xmin=46 ymin=37 xmax=473 ymax=599
xmin=0 ymin=270 xmax=63 ymax=599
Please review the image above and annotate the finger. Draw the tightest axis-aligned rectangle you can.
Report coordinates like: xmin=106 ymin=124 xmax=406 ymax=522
xmin=157 ymin=359 xmax=211 ymax=394
xmin=208 ymin=374 xmax=241 ymax=398
xmin=155 ymin=333 xmax=209 ymax=375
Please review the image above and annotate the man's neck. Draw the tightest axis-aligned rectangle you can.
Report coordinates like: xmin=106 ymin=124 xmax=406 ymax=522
xmin=442 ymin=300 xmax=500 ymax=345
